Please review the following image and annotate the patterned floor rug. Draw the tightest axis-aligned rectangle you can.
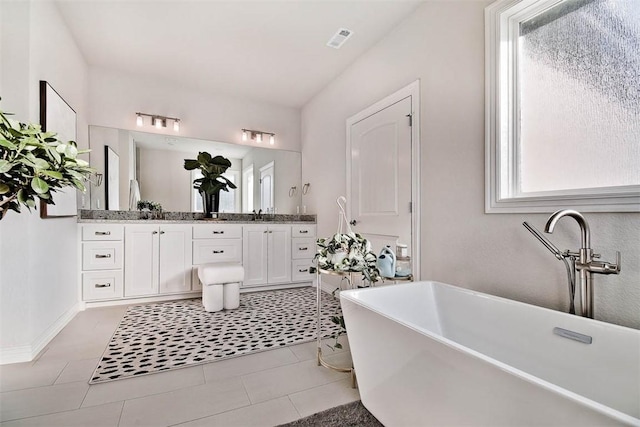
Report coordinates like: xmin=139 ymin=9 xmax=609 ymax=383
xmin=90 ymin=287 xmax=342 ymax=384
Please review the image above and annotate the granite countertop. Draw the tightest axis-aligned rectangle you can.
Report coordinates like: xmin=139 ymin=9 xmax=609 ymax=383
xmin=78 ymin=219 xmax=316 ymax=224
xmin=77 ymin=210 xmax=316 ymax=224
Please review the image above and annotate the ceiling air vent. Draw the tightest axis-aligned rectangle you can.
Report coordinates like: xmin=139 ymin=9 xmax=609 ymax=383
xmin=326 ymin=28 xmax=353 ymax=49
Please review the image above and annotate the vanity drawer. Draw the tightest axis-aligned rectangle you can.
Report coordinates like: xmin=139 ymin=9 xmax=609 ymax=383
xmin=193 ymin=239 xmax=242 ymax=264
xmin=292 ymin=238 xmax=315 ymax=260
xmin=82 ymin=224 xmax=124 ymax=241
xmin=193 ymin=224 xmax=242 ymax=240
xmin=291 ymin=224 xmax=316 ymax=238
xmin=292 ymin=259 xmax=314 ymax=282
xmin=82 ymin=242 xmax=123 ymax=270
xmin=82 ymin=270 xmax=123 ymax=301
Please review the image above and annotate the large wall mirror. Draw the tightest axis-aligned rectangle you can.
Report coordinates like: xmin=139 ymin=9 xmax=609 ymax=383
xmin=88 ymin=126 xmax=302 ymax=214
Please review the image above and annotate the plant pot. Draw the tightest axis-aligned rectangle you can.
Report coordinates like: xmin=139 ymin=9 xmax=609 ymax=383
xmin=201 ymin=189 xmax=221 ymax=217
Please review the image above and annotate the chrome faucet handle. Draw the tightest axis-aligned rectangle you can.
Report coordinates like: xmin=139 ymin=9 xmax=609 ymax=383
xmin=562 ymin=250 xmax=580 ymax=258
xmin=589 ymin=251 xmax=621 ymax=275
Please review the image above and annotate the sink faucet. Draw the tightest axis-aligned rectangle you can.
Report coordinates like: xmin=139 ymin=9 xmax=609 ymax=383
xmin=544 ymin=209 xmax=621 ymax=319
xmin=252 ymin=209 xmax=263 ymax=221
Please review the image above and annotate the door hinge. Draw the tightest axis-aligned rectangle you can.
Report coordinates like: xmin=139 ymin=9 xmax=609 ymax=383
xmin=409 ymin=201 xmax=412 ymax=213
xmin=406 ymin=114 xmax=412 ymax=127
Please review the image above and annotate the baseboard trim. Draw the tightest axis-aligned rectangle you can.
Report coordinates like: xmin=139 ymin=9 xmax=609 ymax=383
xmin=0 ymin=302 xmax=80 ymax=365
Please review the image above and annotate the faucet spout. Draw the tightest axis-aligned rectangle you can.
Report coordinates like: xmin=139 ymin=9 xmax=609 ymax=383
xmin=544 ymin=209 xmax=591 ymax=250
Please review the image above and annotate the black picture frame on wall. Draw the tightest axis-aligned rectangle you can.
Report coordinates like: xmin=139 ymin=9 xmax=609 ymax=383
xmin=39 ymin=80 xmax=78 ymax=218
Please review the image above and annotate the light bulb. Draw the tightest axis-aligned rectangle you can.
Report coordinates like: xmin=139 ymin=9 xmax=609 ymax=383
xmin=256 ymin=133 xmax=262 ymax=143
xmin=136 ymin=115 xmax=143 ymax=127
xmin=155 ymin=118 xmax=162 ymax=129
xmin=269 ymin=134 xmax=275 ymax=145
xmin=173 ymin=120 xmax=180 ymax=132
xmin=242 ymin=130 xmax=248 ymax=141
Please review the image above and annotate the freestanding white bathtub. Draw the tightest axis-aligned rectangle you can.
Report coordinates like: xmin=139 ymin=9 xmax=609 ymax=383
xmin=340 ymin=281 xmax=640 ymax=426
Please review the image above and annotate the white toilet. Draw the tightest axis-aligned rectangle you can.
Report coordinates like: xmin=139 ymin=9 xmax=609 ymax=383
xmin=197 ymin=263 xmax=244 ymax=312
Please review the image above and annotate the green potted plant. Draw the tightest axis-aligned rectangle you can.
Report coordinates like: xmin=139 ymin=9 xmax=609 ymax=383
xmin=183 ymin=152 xmax=236 ymax=216
xmin=137 ymin=200 xmax=163 ymax=219
xmin=314 ymin=231 xmax=380 ymax=350
xmin=0 ymin=107 xmax=93 ymax=220
xmin=314 ymin=232 xmax=381 ymax=283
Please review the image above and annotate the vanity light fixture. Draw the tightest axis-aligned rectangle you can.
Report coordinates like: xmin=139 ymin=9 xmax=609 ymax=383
xmin=135 ymin=112 xmax=181 ymax=132
xmin=241 ymin=128 xmax=276 ymax=145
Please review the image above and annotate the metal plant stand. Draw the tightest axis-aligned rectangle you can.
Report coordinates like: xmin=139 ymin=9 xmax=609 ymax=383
xmin=316 ymin=268 xmax=358 ymax=388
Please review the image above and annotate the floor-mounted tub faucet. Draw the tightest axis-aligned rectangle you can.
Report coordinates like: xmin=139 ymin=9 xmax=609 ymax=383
xmin=544 ymin=209 xmax=621 ymax=319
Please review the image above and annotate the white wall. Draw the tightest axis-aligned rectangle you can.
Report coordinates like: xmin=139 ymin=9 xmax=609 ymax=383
xmin=301 ymin=1 xmax=640 ymax=328
xmin=137 ymin=148 xmax=196 ymax=212
xmin=89 ymin=67 xmax=302 ymax=152
xmin=0 ymin=0 xmax=89 ymax=361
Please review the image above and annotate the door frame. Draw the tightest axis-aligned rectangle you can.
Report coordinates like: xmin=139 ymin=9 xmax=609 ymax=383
xmin=346 ymin=80 xmax=421 ymax=279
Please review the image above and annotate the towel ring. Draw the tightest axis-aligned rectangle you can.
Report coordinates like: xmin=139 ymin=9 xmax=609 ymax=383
xmin=289 ymin=186 xmax=297 ymax=197
xmin=302 ymin=183 xmax=311 ymax=195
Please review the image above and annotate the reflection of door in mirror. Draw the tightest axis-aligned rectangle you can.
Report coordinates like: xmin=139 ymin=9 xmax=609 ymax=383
xmin=260 ymin=161 xmax=274 ymax=212
xmin=242 ymin=165 xmax=254 ymax=213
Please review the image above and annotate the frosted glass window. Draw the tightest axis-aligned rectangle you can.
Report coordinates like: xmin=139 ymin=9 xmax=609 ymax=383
xmin=218 ymin=172 xmax=237 ymax=213
xmin=485 ymin=0 xmax=640 ymax=212
xmin=518 ymin=0 xmax=640 ymax=194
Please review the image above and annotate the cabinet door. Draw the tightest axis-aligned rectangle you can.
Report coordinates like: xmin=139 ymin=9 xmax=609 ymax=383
xmin=125 ymin=225 xmax=159 ymax=297
xmin=242 ymin=225 xmax=268 ymax=287
xmin=159 ymin=225 xmax=193 ymax=294
xmin=267 ymin=225 xmax=291 ymax=284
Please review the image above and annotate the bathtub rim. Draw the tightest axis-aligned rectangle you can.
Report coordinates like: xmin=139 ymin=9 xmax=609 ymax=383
xmin=340 ymin=281 xmax=640 ymax=426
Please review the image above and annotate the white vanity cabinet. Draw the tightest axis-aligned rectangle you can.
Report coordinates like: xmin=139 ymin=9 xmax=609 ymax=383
xmin=80 ymin=220 xmax=315 ymax=304
xmin=124 ymin=224 xmax=192 ymax=297
xmin=191 ymin=224 xmax=243 ymax=291
xmin=291 ymin=224 xmax=316 ymax=282
xmin=242 ymin=225 xmax=292 ymax=287
xmin=81 ymin=224 xmax=124 ymax=301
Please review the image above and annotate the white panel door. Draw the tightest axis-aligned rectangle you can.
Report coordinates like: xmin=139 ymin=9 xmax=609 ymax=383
xmin=267 ymin=225 xmax=291 ymax=284
xmin=124 ymin=225 xmax=159 ymax=297
xmin=159 ymin=225 xmax=192 ymax=294
xmin=349 ymin=96 xmax=413 ymax=255
xmin=260 ymin=162 xmax=274 ymax=212
xmin=242 ymin=225 xmax=268 ymax=287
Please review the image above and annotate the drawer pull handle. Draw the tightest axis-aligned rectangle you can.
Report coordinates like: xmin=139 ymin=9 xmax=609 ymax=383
xmin=95 ymin=283 xmax=111 ymax=288
xmin=213 ymin=250 xmax=225 ymax=254
xmin=299 ymin=230 xmax=309 ymax=234
xmin=299 ymin=247 xmax=308 ymax=251
xmin=152 ymin=231 xmax=158 ymax=234
xmin=212 ymin=231 xmax=224 ymax=234
xmin=298 ymin=268 xmax=309 ymax=273
xmin=95 ymin=254 xmax=112 ymax=259
xmin=95 ymin=231 xmax=111 ymax=235
xmin=160 ymin=230 xmax=165 ymax=234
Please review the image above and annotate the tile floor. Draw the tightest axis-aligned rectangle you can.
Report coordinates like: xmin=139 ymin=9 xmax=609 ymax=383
xmin=0 ymin=304 xmax=359 ymax=426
